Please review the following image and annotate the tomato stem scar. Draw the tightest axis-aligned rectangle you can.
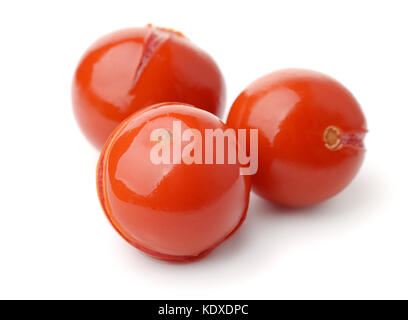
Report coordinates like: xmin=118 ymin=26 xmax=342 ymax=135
xmin=324 ymin=125 xmax=342 ymax=150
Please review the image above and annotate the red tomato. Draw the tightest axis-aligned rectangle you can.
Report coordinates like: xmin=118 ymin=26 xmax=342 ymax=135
xmin=73 ymin=25 xmax=226 ymax=149
xmin=227 ymin=69 xmax=367 ymax=207
xmin=97 ymin=103 xmax=250 ymax=261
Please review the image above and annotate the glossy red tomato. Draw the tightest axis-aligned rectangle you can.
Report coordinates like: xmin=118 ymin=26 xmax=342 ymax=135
xmin=97 ymin=103 xmax=250 ymax=261
xmin=73 ymin=25 xmax=226 ymax=149
xmin=227 ymin=69 xmax=367 ymax=207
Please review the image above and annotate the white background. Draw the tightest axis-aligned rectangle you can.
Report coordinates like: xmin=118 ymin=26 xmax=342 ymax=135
xmin=0 ymin=0 xmax=407 ymax=300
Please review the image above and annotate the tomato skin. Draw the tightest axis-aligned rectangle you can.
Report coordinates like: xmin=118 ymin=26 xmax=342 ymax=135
xmin=73 ymin=26 xmax=226 ymax=149
xmin=227 ymin=69 xmax=367 ymax=207
xmin=97 ymin=103 xmax=250 ymax=261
